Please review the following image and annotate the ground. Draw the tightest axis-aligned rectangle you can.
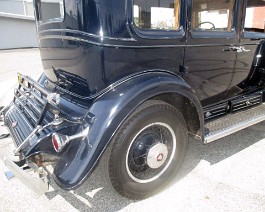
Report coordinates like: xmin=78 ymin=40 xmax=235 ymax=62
xmin=0 ymin=48 xmax=265 ymax=212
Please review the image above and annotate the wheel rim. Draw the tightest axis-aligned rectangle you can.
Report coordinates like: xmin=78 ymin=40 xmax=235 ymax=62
xmin=126 ymin=122 xmax=177 ymax=183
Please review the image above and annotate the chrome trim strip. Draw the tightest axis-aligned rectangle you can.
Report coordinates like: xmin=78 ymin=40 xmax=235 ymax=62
xmin=48 ymin=70 xmax=184 ymax=101
xmin=38 ymin=35 xmax=186 ymax=49
xmin=38 ymin=29 xmax=136 ymax=41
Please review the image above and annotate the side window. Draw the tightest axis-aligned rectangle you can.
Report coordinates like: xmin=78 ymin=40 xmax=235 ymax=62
xmin=133 ymin=0 xmax=180 ymax=30
xmin=37 ymin=0 xmax=64 ymax=23
xmin=244 ymin=0 xmax=265 ymax=34
xmin=192 ymin=0 xmax=235 ymax=31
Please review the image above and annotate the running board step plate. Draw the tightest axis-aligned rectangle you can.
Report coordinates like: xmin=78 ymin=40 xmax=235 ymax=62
xmin=204 ymin=103 xmax=265 ymax=143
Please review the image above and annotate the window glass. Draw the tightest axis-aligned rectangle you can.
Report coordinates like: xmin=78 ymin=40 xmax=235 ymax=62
xmin=192 ymin=0 xmax=235 ymax=31
xmin=244 ymin=0 xmax=265 ymax=33
xmin=38 ymin=0 xmax=64 ymax=23
xmin=133 ymin=0 xmax=180 ymax=30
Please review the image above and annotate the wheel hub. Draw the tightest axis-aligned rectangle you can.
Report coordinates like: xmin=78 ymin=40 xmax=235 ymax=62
xmin=126 ymin=122 xmax=176 ymax=183
xmin=146 ymin=143 xmax=168 ymax=169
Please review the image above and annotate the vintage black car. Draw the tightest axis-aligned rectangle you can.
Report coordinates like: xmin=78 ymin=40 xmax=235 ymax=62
xmin=1 ymin=0 xmax=265 ymax=199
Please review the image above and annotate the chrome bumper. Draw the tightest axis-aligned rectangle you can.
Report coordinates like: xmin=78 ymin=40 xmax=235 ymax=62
xmin=4 ymin=157 xmax=49 ymax=195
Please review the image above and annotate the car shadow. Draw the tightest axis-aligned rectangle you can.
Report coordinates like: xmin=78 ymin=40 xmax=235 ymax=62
xmin=177 ymin=120 xmax=265 ymax=180
xmin=45 ymin=153 xmax=135 ymax=212
xmin=45 ymin=121 xmax=265 ymax=211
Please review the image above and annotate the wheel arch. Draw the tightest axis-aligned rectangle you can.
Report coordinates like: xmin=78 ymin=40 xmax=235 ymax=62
xmin=53 ymin=71 xmax=204 ymax=190
xmin=151 ymin=93 xmax=202 ymax=140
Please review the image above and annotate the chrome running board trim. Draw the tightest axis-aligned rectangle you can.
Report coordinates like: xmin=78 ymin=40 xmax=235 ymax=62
xmin=204 ymin=103 xmax=265 ymax=143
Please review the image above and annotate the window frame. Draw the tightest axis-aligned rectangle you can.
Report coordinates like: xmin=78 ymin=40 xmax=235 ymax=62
xmin=190 ymin=0 xmax=238 ymax=39
xmin=35 ymin=0 xmax=65 ymax=25
xmin=242 ymin=0 xmax=265 ymax=39
xmin=131 ymin=0 xmax=186 ymax=39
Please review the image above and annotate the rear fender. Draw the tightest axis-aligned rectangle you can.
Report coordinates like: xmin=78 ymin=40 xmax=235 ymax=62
xmin=53 ymin=71 xmax=204 ymax=189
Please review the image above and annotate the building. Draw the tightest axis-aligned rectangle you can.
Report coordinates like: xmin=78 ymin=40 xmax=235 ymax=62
xmin=0 ymin=0 xmax=38 ymax=49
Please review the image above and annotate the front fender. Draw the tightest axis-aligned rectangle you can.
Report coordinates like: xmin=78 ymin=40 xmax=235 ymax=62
xmin=53 ymin=71 xmax=203 ymax=189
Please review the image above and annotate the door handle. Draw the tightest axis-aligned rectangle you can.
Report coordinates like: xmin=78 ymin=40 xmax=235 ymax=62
xmin=241 ymin=46 xmax=251 ymax=52
xmin=223 ymin=46 xmax=241 ymax=52
xmin=223 ymin=46 xmax=251 ymax=53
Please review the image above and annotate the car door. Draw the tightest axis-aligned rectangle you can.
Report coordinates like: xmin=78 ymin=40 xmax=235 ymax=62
xmin=230 ymin=0 xmax=265 ymax=90
xmin=184 ymin=0 xmax=239 ymax=106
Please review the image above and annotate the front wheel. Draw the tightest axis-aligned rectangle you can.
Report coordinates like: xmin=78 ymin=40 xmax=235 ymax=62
xmin=108 ymin=100 xmax=188 ymax=199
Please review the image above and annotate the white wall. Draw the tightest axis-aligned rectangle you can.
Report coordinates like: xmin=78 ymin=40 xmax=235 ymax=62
xmin=0 ymin=13 xmax=38 ymax=49
xmin=0 ymin=1 xmax=24 ymax=14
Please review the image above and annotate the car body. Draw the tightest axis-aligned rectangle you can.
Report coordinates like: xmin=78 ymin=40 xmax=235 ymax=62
xmin=1 ymin=0 xmax=265 ymax=199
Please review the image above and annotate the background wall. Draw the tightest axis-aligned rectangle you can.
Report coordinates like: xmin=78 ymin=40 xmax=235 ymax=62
xmin=0 ymin=0 xmax=38 ymax=49
xmin=0 ymin=13 xmax=38 ymax=49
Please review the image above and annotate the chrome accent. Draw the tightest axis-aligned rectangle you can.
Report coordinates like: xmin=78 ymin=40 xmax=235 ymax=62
xmin=205 ymin=104 xmax=265 ymax=143
xmin=205 ymin=111 xmax=211 ymax=118
xmin=51 ymin=117 xmax=64 ymax=126
xmin=52 ymin=126 xmax=90 ymax=152
xmin=4 ymin=157 xmax=49 ymax=195
xmin=13 ymin=118 xmax=64 ymax=155
xmin=224 ymin=46 xmax=251 ymax=53
xmin=0 ymin=105 xmax=8 ymax=115
xmin=241 ymin=46 xmax=251 ymax=52
xmin=14 ymin=125 xmax=42 ymax=155
xmin=233 ymin=46 xmax=251 ymax=52
xmin=146 ymin=143 xmax=168 ymax=169
xmin=47 ymin=93 xmax=60 ymax=105
xmin=126 ymin=122 xmax=176 ymax=184
xmin=12 ymin=121 xmax=18 ymax=128
xmin=38 ymin=28 xmax=136 ymax=41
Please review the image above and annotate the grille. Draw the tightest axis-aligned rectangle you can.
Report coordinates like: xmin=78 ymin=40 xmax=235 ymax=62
xmin=4 ymin=74 xmax=58 ymax=146
xmin=231 ymin=93 xmax=262 ymax=113
xmin=204 ymin=102 xmax=228 ymax=121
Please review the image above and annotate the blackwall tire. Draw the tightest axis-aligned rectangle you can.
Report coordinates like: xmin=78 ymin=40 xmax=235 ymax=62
xmin=108 ymin=100 xmax=188 ymax=200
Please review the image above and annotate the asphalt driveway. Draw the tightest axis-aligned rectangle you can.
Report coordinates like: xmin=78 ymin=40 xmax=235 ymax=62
xmin=0 ymin=48 xmax=265 ymax=212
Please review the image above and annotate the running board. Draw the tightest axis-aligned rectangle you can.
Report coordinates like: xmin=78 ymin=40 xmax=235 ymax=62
xmin=204 ymin=103 xmax=265 ymax=143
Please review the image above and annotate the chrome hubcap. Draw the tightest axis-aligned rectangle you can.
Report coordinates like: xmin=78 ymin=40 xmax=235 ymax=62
xmin=126 ymin=122 xmax=176 ymax=183
xmin=146 ymin=143 xmax=168 ymax=169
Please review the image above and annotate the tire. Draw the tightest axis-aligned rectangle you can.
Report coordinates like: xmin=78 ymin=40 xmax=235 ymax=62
xmin=108 ymin=100 xmax=188 ymax=200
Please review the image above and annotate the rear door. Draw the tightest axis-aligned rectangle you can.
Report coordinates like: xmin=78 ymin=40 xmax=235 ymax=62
xmin=184 ymin=0 xmax=239 ymax=106
xmin=230 ymin=0 xmax=265 ymax=89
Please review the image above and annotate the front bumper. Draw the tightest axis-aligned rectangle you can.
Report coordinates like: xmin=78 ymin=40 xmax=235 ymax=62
xmin=4 ymin=157 xmax=49 ymax=195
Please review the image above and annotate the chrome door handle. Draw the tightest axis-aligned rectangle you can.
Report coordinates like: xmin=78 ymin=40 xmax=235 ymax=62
xmin=231 ymin=46 xmax=242 ymax=52
xmin=223 ymin=46 xmax=240 ymax=52
xmin=223 ymin=46 xmax=251 ymax=53
xmin=241 ymin=46 xmax=251 ymax=52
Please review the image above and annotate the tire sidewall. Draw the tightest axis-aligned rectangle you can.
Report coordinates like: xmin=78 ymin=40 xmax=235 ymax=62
xmin=109 ymin=101 xmax=188 ymax=199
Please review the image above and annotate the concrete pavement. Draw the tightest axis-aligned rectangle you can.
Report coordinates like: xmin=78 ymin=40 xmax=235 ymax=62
xmin=0 ymin=49 xmax=265 ymax=212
